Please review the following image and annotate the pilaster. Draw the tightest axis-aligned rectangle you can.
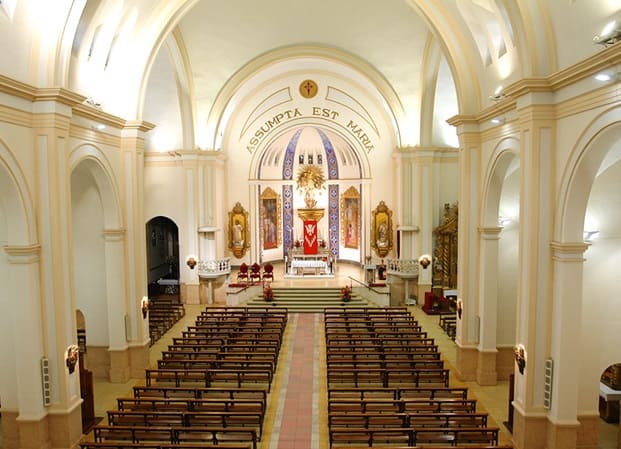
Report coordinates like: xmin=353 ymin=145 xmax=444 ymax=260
xmin=32 ymin=91 xmax=84 ymax=448
xmin=512 ymin=98 xmax=557 ymax=448
xmin=446 ymin=115 xmax=482 ymax=380
xmin=477 ymin=226 xmax=502 ymax=385
xmin=121 ymin=120 xmax=153 ymax=346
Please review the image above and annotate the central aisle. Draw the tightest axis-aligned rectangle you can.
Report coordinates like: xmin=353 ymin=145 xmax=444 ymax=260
xmin=266 ymin=313 xmax=323 ymax=449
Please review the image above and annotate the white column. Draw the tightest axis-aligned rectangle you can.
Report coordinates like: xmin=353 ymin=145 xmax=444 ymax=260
xmin=477 ymin=226 xmax=502 ymax=385
xmin=4 ymin=244 xmax=47 ymax=419
xmin=548 ymin=242 xmax=588 ymax=422
xmin=103 ymin=229 xmax=128 ymax=350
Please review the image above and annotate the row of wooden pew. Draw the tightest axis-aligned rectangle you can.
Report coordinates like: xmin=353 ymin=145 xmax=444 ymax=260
xmin=81 ymin=307 xmax=288 ymax=449
xmin=324 ymin=306 xmax=507 ymax=448
xmin=148 ymin=296 xmax=185 ymax=345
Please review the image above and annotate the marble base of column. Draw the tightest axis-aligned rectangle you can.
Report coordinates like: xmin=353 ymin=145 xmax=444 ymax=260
xmin=1 ymin=410 xmax=20 ymax=449
xmin=47 ymin=402 xmax=82 ymax=449
xmin=496 ymin=346 xmax=515 ymax=380
xmin=85 ymin=345 xmax=110 ymax=379
xmin=545 ymin=419 xmax=580 ymax=449
xmin=181 ymin=283 xmax=200 ymax=304
xmin=16 ymin=414 xmax=51 ymax=449
xmin=476 ymin=349 xmax=498 ymax=385
xmin=129 ymin=342 xmax=150 ymax=378
xmin=109 ymin=348 xmax=130 ymax=383
xmin=455 ymin=345 xmax=478 ymax=381
xmin=512 ymin=406 xmax=548 ymax=449
xmin=416 ymin=282 xmax=431 ymax=305
xmin=576 ymin=414 xmax=600 ymax=449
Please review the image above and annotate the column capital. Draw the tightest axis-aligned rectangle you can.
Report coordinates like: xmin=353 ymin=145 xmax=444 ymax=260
xmin=3 ymin=244 xmax=41 ymax=263
xmin=478 ymin=226 xmax=503 ymax=239
xmin=103 ymin=228 xmax=127 ymax=242
xmin=550 ymin=241 xmax=589 ymax=262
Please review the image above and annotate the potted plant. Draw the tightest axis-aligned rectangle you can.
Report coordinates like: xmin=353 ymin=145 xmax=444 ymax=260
xmin=341 ymin=285 xmax=352 ymax=302
xmin=263 ymin=284 xmax=274 ymax=302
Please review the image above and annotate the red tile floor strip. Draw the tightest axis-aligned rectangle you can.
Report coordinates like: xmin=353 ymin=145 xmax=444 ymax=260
xmin=277 ymin=313 xmax=316 ymax=449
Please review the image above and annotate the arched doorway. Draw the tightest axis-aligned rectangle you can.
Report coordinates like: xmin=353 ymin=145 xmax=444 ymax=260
xmin=146 ymin=216 xmax=180 ymax=296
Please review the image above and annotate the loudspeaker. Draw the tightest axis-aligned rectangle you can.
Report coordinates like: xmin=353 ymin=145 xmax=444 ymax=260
xmin=41 ymin=357 xmax=51 ymax=406
xmin=544 ymin=357 xmax=553 ymax=409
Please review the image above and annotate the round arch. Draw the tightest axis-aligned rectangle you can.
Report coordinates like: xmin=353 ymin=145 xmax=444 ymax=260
xmin=69 ymin=144 xmax=122 ymax=230
xmin=481 ymin=137 xmax=521 ymax=227
xmin=0 ymin=139 xmax=36 ymax=245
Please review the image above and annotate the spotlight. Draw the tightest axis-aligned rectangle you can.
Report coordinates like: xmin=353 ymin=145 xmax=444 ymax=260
xmin=593 ymin=20 xmax=621 ymax=46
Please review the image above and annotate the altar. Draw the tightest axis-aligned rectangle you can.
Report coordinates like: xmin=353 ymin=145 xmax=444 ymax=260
xmin=286 ymin=247 xmax=334 ymax=277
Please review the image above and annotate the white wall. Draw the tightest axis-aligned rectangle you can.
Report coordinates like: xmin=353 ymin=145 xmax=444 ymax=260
xmin=71 ymin=167 xmax=109 ymax=346
xmin=497 ymin=168 xmax=519 ymax=346
xmin=0 ymin=195 xmax=18 ymax=409
xmin=579 ymin=158 xmax=621 ymax=410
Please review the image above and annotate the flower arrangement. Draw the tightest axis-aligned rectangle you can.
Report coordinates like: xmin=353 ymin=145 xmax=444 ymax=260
xmin=341 ymin=285 xmax=352 ymax=302
xmin=296 ymin=165 xmax=326 ymax=208
xmin=263 ymin=284 xmax=274 ymax=302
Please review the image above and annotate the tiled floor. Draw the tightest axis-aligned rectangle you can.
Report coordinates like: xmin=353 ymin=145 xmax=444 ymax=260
xmin=87 ymin=262 xmax=620 ymax=449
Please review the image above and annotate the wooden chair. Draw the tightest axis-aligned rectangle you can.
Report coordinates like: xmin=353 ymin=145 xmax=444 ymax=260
xmin=250 ymin=263 xmax=261 ymax=283
xmin=262 ymin=263 xmax=274 ymax=282
xmin=237 ymin=263 xmax=249 ymax=283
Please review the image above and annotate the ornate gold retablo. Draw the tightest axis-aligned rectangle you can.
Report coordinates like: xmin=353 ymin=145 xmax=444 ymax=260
xmin=297 ymin=208 xmax=324 ymax=222
xmin=299 ymin=79 xmax=318 ymax=98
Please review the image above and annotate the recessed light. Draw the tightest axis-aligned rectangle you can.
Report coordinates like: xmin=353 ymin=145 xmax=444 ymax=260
xmin=595 ymin=73 xmax=612 ymax=82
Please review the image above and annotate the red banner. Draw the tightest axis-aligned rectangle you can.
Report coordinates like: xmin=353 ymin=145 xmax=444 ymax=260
xmin=303 ymin=220 xmax=318 ymax=254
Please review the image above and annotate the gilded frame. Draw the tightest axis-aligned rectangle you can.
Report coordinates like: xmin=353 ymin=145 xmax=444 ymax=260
xmin=260 ymin=187 xmax=281 ymax=250
xmin=370 ymin=200 xmax=393 ymax=257
xmin=228 ymin=202 xmax=250 ymax=259
xmin=340 ymin=186 xmax=360 ymax=249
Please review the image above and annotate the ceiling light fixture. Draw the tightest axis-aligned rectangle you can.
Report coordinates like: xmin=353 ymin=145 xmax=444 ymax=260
xmin=491 ymin=117 xmax=505 ymax=125
xmin=489 ymin=85 xmax=507 ymax=102
xmin=593 ymin=20 xmax=621 ymax=46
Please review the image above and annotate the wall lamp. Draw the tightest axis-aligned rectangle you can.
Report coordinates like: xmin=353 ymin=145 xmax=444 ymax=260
xmin=593 ymin=20 xmax=621 ymax=46
xmin=514 ymin=343 xmax=526 ymax=375
xmin=418 ymin=254 xmax=431 ymax=269
xmin=186 ymin=255 xmax=197 ymax=269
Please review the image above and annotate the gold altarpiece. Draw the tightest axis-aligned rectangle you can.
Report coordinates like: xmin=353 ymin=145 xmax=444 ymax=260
xmin=433 ymin=203 xmax=458 ymax=289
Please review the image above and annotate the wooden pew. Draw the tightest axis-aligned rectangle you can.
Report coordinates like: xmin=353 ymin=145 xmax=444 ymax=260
xmin=132 ymin=386 xmax=267 ymax=405
xmin=117 ymin=397 xmax=265 ymax=414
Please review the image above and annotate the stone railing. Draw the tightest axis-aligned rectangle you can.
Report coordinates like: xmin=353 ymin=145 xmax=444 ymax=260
xmin=197 ymin=258 xmax=231 ymax=278
xmin=386 ymin=259 xmax=419 ymax=277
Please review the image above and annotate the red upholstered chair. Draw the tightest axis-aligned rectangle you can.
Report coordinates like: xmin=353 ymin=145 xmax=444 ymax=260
xmin=237 ymin=263 xmax=249 ymax=283
xmin=250 ymin=263 xmax=261 ymax=283
xmin=262 ymin=263 xmax=274 ymax=281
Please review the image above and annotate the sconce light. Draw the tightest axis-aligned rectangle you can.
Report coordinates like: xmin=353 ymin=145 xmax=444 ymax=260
xmin=593 ymin=20 xmax=621 ymax=46
xmin=583 ymin=230 xmax=600 ymax=242
xmin=141 ymin=297 xmax=149 ymax=319
xmin=418 ymin=254 xmax=431 ymax=269
xmin=65 ymin=344 xmax=80 ymax=374
xmin=456 ymin=299 xmax=463 ymax=319
xmin=186 ymin=256 xmax=197 ymax=269
xmin=490 ymin=117 xmax=505 ymax=125
xmin=514 ymin=344 xmax=526 ymax=375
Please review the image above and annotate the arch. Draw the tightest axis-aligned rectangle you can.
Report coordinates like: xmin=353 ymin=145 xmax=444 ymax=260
xmin=69 ymin=144 xmax=122 ymax=230
xmin=556 ymin=107 xmax=621 ymax=243
xmin=0 ymin=139 xmax=36 ymax=245
xmin=481 ymin=137 xmax=521 ymax=226
xmin=208 ymin=45 xmax=405 ymax=152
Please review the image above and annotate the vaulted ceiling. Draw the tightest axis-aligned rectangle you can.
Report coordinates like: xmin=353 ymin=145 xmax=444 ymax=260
xmin=2 ymin=0 xmax=619 ymax=152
